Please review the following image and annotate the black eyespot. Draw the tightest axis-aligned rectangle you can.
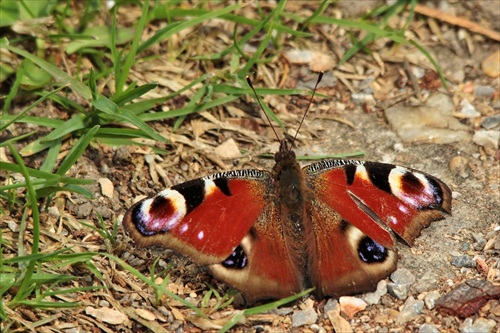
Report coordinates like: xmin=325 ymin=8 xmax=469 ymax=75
xmin=358 ymin=237 xmax=388 ymax=263
xmin=221 ymin=245 xmax=247 ymax=269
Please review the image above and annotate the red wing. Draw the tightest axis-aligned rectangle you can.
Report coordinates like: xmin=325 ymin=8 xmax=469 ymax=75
xmin=305 ymin=160 xmax=451 ymax=296
xmin=305 ymin=160 xmax=451 ymax=246
xmin=306 ymin=198 xmax=397 ymax=297
xmin=123 ymin=170 xmax=271 ymax=264
xmin=210 ymin=203 xmax=304 ymax=303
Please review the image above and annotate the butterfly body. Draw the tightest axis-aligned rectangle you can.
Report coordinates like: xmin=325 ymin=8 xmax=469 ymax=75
xmin=123 ymin=139 xmax=451 ymax=303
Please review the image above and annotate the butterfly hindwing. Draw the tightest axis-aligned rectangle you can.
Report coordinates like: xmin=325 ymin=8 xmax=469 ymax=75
xmin=209 ymin=204 xmax=304 ymax=303
xmin=123 ymin=170 xmax=271 ymax=264
xmin=306 ymin=201 xmax=398 ymax=297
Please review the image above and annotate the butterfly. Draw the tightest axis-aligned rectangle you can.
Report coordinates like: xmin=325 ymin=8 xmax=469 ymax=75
xmin=123 ymin=74 xmax=452 ymax=303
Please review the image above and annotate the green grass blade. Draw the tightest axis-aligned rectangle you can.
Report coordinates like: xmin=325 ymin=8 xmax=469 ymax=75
xmin=113 ymin=82 xmax=158 ymax=106
xmin=115 ymin=0 xmax=150 ymax=96
xmin=218 ymin=289 xmax=314 ymax=333
xmin=138 ymin=4 xmax=243 ymax=54
xmin=139 ymin=95 xmax=239 ymax=121
xmin=0 ymin=115 xmax=64 ymax=128
xmin=2 ymin=44 xmax=91 ymax=100
xmin=0 ymin=162 xmax=93 ymax=184
xmin=39 ymin=139 xmax=62 ymax=173
xmin=56 ymin=125 xmax=99 ymax=176
xmin=91 ymin=95 xmax=168 ymax=143
xmin=0 ymin=85 xmax=67 ymax=132
xmin=7 ymin=142 xmax=41 ymax=306
xmin=38 ymin=114 xmax=86 ymax=143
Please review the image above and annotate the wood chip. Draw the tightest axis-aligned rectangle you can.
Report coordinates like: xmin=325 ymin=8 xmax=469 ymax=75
xmin=436 ymin=279 xmax=500 ymax=318
xmin=214 ymin=138 xmax=242 ymax=160
xmin=170 ymin=307 xmax=185 ymax=321
xmin=135 ymin=308 xmax=157 ymax=321
xmin=414 ymin=4 xmax=500 ymax=41
xmin=98 ymin=178 xmax=114 ymax=198
xmin=327 ymin=308 xmax=353 ymax=333
xmin=85 ymin=306 xmax=127 ymax=325
xmin=339 ymin=296 xmax=368 ymax=319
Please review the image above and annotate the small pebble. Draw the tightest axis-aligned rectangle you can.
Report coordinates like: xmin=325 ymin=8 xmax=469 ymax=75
xmin=472 ymin=234 xmax=487 ymax=251
xmin=387 ymin=283 xmax=411 ymax=300
xmin=310 ymin=323 xmax=320 ymax=332
xmin=481 ymin=115 xmax=500 ymax=129
xmin=351 ymin=93 xmax=376 ymax=106
xmin=292 ymin=308 xmax=318 ymax=327
xmin=481 ymin=50 xmax=500 ymax=78
xmin=424 ymin=290 xmax=440 ymax=310
xmin=272 ymin=307 xmax=293 ymax=316
xmin=474 ymin=85 xmax=496 ymax=97
xmin=449 ymin=156 xmax=469 ymax=178
xmin=396 ymin=297 xmax=424 ymax=324
xmin=419 ymin=323 xmax=440 ymax=333
xmin=362 ymin=280 xmax=388 ymax=305
xmin=214 ymin=138 xmax=242 ymax=160
xmin=451 ymin=255 xmax=476 ymax=268
xmin=391 ymin=268 xmax=416 ymax=285
xmin=458 ymin=99 xmax=480 ymax=118
xmin=385 ymin=93 xmax=471 ymax=144
xmin=460 ymin=242 xmax=470 ymax=251
xmin=460 ymin=317 xmax=498 ymax=333
xmin=98 ymin=300 xmax=110 ymax=307
xmin=473 ymin=130 xmax=500 ymax=150
xmin=323 ymin=298 xmax=338 ymax=316
xmin=339 ymin=296 xmax=367 ymax=318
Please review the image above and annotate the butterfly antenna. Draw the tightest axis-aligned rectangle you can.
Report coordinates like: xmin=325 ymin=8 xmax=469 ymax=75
xmin=246 ymin=76 xmax=281 ymax=142
xmin=291 ymin=71 xmax=324 ymax=152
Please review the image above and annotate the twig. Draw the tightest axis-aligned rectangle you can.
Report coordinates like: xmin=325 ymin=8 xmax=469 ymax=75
xmin=414 ymin=4 xmax=500 ymax=42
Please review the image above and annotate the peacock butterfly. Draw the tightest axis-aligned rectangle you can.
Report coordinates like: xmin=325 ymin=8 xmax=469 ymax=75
xmin=123 ymin=73 xmax=452 ymax=303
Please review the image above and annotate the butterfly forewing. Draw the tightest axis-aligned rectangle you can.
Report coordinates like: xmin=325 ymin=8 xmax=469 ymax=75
xmin=305 ymin=160 xmax=452 ymax=245
xmin=304 ymin=159 xmax=451 ymax=297
xmin=123 ymin=170 xmax=271 ymax=264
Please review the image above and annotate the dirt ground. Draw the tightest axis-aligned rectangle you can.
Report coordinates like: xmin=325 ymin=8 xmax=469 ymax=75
xmin=1 ymin=1 xmax=499 ymax=332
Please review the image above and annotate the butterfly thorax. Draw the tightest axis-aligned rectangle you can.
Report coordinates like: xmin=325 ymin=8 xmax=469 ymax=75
xmin=272 ymin=140 xmax=309 ymax=240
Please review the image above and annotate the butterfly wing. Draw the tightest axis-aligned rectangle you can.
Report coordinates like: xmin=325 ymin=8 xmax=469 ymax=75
xmin=304 ymin=160 xmax=451 ymax=297
xmin=209 ymin=201 xmax=305 ymax=303
xmin=124 ymin=169 xmax=304 ymax=301
xmin=123 ymin=170 xmax=270 ymax=264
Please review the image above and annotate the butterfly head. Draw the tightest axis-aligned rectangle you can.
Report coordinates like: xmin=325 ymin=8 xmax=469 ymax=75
xmin=275 ymin=139 xmax=296 ymax=163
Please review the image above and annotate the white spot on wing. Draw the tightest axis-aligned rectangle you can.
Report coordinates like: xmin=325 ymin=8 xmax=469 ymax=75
xmin=138 ymin=189 xmax=187 ymax=231
xmin=387 ymin=215 xmax=398 ymax=225
xmin=180 ymin=223 xmax=189 ymax=234
xmin=203 ymin=179 xmax=217 ymax=196
xmin=389 ymin=167 xmax=434 ymax=207
xmin=398 ymin=203 xmax=409 ymax=214
xmin=197 ymin=230 xmax=204 ymax=240
xmin=356 ymin=165 xmax=369 ymax=182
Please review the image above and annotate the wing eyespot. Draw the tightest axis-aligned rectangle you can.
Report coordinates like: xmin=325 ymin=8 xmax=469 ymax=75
xmin=358 ymin=237 xmax=388 ymax=263
xmin=221 ymin=245 xmax=248 ymax=269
